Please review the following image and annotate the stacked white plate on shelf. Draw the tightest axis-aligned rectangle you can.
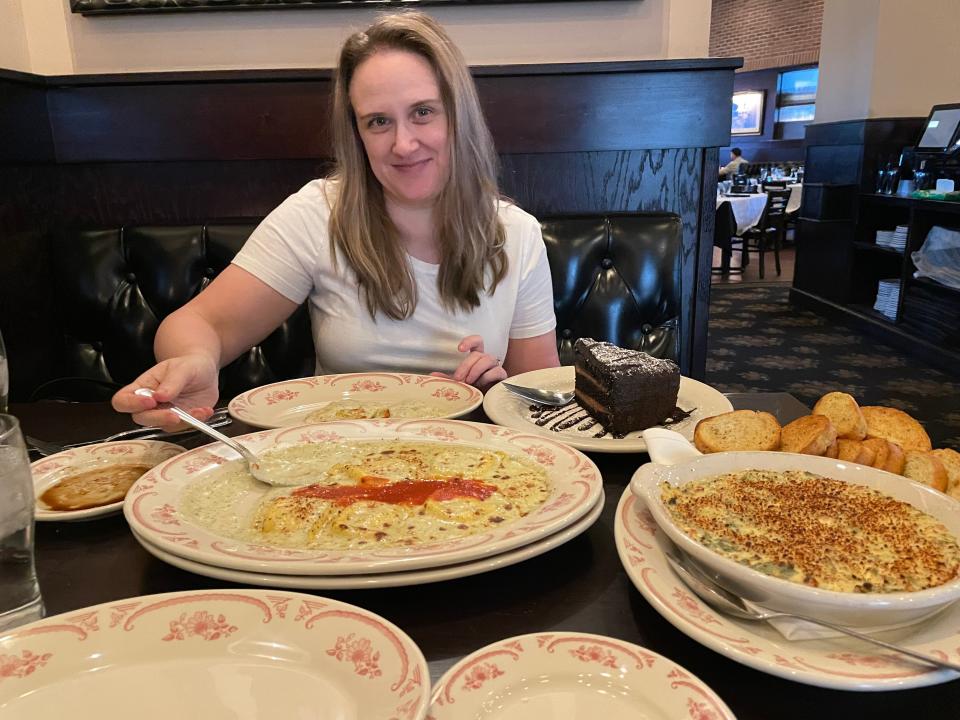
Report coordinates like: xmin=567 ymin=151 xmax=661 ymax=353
xmin=125 ymin=411 xmax=605 ymax=590
xmin=876 ymin=225 xmax=908 ymax=251
xmin=874 ymin=278 xmax=901 ymax=319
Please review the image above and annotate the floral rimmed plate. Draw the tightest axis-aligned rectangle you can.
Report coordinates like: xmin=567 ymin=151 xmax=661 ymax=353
xmin=31 ymin=441 xmax=185 ymax=522
xmin=131 ymin=490 xmax=604 ymax=590
xmin=483 ymin=366 xmax=733 ymax=453
xmin=228 ymin=372 xmax=483 ymax=429
xmin=124 ymin=419 xmax=603 ymax=576
xmin=0 ymin=589 xmax=430 ymax=720
xmin=614 ymin=487 xmax=960 ymax=691
xmin=429 ymin=631 xmax=736 ymax=719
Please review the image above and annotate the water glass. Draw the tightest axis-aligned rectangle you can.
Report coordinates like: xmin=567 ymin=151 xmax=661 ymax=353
xmin=0 ymin=329 xmax=8 ymax=414
xmin=0 ymin=414 xmax=44 ymax=631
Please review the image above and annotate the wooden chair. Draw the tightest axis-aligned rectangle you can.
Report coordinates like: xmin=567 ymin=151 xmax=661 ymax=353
xmin=736 ymin=189 xmax=790 ymax=279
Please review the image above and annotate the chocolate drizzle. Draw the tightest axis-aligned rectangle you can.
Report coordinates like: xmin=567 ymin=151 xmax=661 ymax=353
xmin=528 ymin=401 xmax=694 ymax=439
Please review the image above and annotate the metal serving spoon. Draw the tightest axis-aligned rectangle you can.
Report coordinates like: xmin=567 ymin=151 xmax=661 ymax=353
xmin=134 ymin=388 xmax=289 ymax=487
xmin=501 ymin=382 xmax=574 ymax=407
xmin=663 ymin=549 xmax=960 ymax=674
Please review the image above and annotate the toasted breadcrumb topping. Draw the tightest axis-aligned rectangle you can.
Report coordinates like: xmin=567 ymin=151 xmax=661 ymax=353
xmin=662 ymin=470 xmax=960 ymax=593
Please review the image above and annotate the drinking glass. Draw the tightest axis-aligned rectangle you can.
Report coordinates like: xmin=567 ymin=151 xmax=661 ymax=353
xmin=0 ymin=329 xmax=8 ymax=414
xmin=0 ymin=414 xmax=44 ymax=631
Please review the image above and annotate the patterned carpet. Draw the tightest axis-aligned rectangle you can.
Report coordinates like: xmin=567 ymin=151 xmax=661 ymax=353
xmin=705 ymin=285 xmax=960 ymax=450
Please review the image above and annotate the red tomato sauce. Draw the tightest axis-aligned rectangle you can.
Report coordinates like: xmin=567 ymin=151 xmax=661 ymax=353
xmin=292 ymin=477 xmax=498 ymax=506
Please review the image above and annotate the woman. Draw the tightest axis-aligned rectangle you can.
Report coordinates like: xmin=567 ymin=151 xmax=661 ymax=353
xmin=113 ymin=11 xmax=559 ymax=429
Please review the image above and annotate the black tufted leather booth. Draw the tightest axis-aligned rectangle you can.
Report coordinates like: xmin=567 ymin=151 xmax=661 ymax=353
xmin=542 ymin=213 xmax=681 ymax=366
xmin=43 ymin=224 xmax=313 ymax=402
xmin=39 ymin=212 xmax=681 ymax=401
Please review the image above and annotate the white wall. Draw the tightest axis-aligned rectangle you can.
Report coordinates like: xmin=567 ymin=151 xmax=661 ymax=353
xmin=817 ymin=0 xmax=960 ymax=123
xmin=0 ymin=0 xmax=711 ymax=76
xmin=0 ymin=0 xmax=30 ymax=71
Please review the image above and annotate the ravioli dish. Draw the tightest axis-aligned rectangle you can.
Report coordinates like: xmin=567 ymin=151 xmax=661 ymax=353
xmin=305 ymin=399 xmax=443 ymax=422
xmin=661 ymin=469 xmax=960 ymax=593
xmin=180 ymin=440 xmax=551 ymax=550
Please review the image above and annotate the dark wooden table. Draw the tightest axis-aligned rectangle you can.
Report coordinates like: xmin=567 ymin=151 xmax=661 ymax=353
xmin=16 ymin=393 xmax=960 ymax=718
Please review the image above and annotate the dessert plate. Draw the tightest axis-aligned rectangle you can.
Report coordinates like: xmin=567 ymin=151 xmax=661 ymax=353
xmin=0 ymin=589 xmax=430 ymax=720
xmin=125 ymin=419 xmax=603 ymax=576
xmin=31 ymin=440 xmax=185 ymax=522
xmin=614 ymin=487 xmax=960 ymax=691
xmin=228 ymin=372 xmax=483 ymax=429
xmin=130 ymin=490 xmax=604 ymax=590
xmin=429 ymin=631 xmax=735 ymax=719
xmin=484 ymin=367 xmax=733 ymax=453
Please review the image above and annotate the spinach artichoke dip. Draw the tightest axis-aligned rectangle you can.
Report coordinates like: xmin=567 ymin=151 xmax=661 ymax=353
xmin=661 ymin=470 xmax=960 ymax=593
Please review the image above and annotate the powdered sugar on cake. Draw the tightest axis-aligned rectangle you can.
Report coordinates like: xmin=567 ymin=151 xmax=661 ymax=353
xmin=579 ymin=339 xmax=677 ymax=378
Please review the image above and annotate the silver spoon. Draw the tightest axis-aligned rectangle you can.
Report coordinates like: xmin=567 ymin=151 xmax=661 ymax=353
xmin=501 ymin=382 xmax=574 ymax=407
xmin=663 ymin=550 xmax=960 ymax=674
xmin=133 ymin=388 xmax=288 ymax=487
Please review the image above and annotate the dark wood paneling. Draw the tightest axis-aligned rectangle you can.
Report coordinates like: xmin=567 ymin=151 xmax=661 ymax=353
xmin=42 ymin=66 xmax=736 ymax=163
xmin=692 ymin=146 xmax=719 ymax=379
xmin=804 ymin=117 xmax=926 ymax=147
xmin=479 ymin=69 xmax=735 ymax=154
xmin=803 ymin=145 xmax=862 ymax=185
xmin=0 ymin=78 xmax=55 ymax=162
xmin=500 ymin=148 xmax=703 ymax=375
xmin=48 ymin=83 xmax=333 ymax=163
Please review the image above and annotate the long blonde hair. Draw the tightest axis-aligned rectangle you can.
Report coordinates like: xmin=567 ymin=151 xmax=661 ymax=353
xmin=328 ymin=11 xmax=507 ymax=320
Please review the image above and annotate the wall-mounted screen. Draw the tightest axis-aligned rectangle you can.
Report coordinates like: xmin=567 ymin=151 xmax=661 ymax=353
xmin=917 ymin=104 xmax=960 ymax=153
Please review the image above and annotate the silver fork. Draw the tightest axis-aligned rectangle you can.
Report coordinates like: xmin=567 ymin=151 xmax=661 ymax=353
xmin=501 ymin=382 xmax=574 ymax=407
xmin=26 ymin=408 xmax=232 ymax=457
xmin=663 ymin=550 xmax=960 ymax=674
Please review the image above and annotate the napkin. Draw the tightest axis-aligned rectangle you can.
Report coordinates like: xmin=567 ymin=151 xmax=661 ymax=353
xmin=746 ymin=599 xmax=941 ymax=641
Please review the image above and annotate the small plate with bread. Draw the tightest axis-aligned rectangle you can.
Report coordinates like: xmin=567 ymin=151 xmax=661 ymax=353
xmin=691 ymin=391 xmax=959 ymax=500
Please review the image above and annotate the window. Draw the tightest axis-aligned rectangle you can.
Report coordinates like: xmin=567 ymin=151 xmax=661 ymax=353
xmin=777 ymin=104 xmax=816 ymax=123
xmin=776 ymin=67 xmax=818 ymax=125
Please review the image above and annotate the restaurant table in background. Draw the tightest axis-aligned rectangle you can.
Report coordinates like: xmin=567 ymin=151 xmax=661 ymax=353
xmin=717 ymin=192 xmax=768 ymax=234
xmin=14 ymin=394 xmax=960 ymax=719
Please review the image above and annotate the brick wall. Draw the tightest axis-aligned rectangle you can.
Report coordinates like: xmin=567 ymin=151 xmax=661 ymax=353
xmin=710 ymin=0 xmax=824 ymax=71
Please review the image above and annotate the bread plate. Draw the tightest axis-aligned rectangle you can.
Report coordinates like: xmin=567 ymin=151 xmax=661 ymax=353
xmin=31 ymin=440 xmax=185 ymax=522
xmin=632 ymin=449 xmax=960 ymax=628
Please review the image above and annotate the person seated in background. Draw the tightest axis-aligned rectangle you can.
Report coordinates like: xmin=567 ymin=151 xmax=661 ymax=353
xmin=112 ymin=11 xmax=559 ymax=430
xmin=719 ymin=148 xmax=748 ymax=177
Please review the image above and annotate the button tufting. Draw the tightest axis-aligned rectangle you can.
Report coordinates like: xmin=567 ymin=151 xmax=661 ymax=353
xmin=601 ymin=258 xmax=614 ymax=269
xmin=562 ymin=329 xmax=573 ymax=339
xmin=125 ymin=273 xmax=136 ymax=283
xmin=205 ymin=267 xmax=215 ymax=278
xmin=642 ymin=324 xmax=653 ymax=334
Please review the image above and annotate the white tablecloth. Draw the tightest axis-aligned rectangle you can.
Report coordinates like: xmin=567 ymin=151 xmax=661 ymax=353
xmin=786 ymin=183 xmax=803 ymax=214
xmin=717 ymin=193 xmax=768 ymax=234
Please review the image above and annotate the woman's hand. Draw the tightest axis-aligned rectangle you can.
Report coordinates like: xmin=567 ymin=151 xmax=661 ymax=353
xmin=111 ymin=354 xmax=220 ymax=431
xmin=432 ymin=335 xmax=507 ymax=392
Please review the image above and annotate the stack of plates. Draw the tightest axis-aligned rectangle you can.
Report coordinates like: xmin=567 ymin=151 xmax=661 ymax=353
xmin=126 ymin=417 xmax=604 ymax=590
xmin=874 ymin=278 xmax=901 ymax=319
xmin=876 ymin=226 xmax=908 ymax=251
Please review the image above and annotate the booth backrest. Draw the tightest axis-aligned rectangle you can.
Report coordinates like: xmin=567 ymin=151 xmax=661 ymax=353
xmin=40 ymin=212 xmax=682 ymax=400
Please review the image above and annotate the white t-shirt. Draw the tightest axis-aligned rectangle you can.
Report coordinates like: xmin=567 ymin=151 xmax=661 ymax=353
xmin=232 ymin=179 xmax=556 ymax=376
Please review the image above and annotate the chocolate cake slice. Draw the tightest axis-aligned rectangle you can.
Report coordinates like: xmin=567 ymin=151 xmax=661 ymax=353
xmin=574 ymin=338 xmax=681 ymax=435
